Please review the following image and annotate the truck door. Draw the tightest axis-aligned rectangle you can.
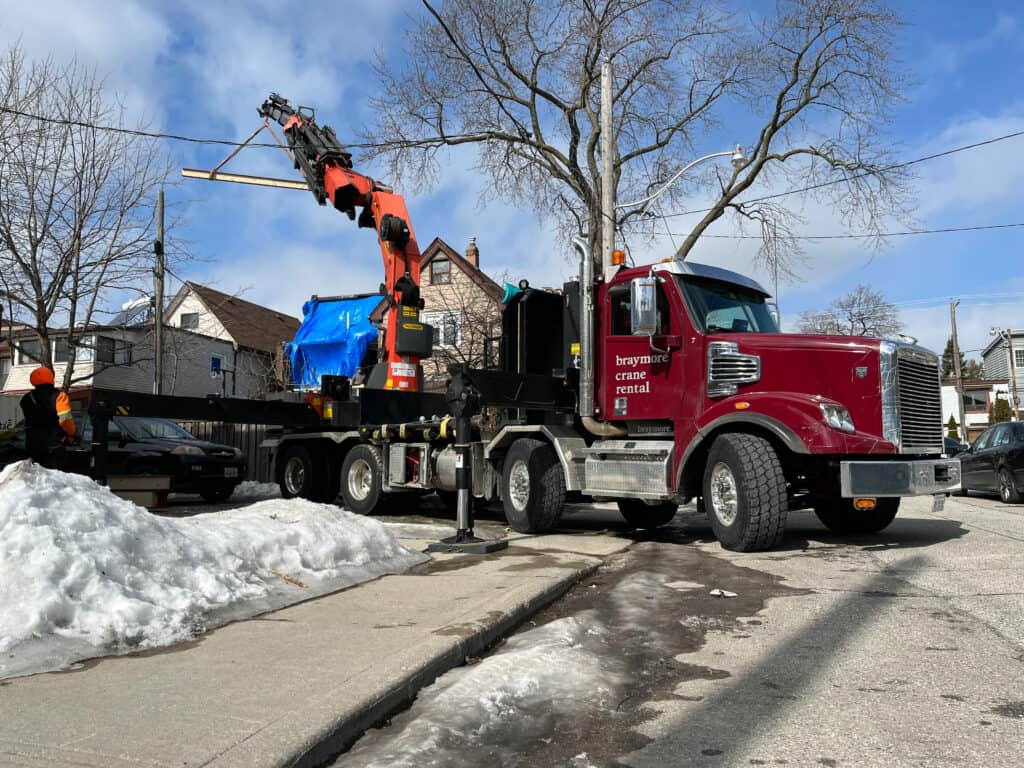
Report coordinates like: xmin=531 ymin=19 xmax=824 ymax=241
xmin=601 ymin=278 xmax=684 ymax=422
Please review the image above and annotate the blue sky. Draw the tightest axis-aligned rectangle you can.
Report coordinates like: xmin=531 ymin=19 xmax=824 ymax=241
xmin=2 ymin=0 xmax=1022 ymax=360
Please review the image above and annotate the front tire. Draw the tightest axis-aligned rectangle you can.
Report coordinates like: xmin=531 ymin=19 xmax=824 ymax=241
xmin=501 ymin=438 xmax=565 ymax=533
xmin=702 ymin=433 xmax=787 ymax=551
xmin=617 ymin=499 xmax=678 ymax=529
xmin=814 ymin=497 xmax=900 ymax=534
xmin=999 ymin=468 xmax=1021 ymax=503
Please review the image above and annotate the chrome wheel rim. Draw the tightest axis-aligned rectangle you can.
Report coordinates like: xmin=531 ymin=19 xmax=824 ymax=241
xmin=509 ymin=460 xmax=531 ymax=512
xmin=709 ymin=462 xmax=739 ymax=526
xmin=284 ymin=457 xmax=305 ymax=496
xmin=1000 ymin=472 xmax=1012 ymax=501
xmin=348 ymin=458 xmax=373 ymax=502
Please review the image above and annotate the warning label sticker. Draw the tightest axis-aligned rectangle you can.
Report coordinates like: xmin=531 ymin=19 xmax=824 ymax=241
xmin=391 ymin=362 xmax=417 ymax=378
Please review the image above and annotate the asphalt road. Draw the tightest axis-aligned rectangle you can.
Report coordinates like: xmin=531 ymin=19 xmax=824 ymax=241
xmin=340 ymin=493 xmax=1024 ymax=767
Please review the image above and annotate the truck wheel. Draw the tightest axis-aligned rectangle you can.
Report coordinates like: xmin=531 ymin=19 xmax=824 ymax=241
xmin=501 ymin=438 xmax=565 ymax=533
xmin=277 ymin=445 xmax=315 ymax=500
xmin=341 ymin=444 xmax=386 ymax=515
xmin=814 ymin=497 xmax=900 ymax=534
xmin=703 ymin=433 xmax=787 ymax=552
xmin=277 ymin=444 xmax=337 ymax=502
xmin=617 ymin=499 xmax=678 ymax=529
xmin=998 ymin=468 xmax=1021 ymax=503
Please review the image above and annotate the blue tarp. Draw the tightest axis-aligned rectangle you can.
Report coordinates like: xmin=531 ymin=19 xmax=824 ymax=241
xmin=286 ymin=295 xmax=381 ymax=389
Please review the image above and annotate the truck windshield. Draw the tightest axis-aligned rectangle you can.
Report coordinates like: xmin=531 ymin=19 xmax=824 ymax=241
xmin=676 ymin=276 xmax=779 ymax=334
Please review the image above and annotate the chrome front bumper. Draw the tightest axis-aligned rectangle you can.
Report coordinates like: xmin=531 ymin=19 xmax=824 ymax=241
xmin=839 ymin=458 xmax=961 ymax=497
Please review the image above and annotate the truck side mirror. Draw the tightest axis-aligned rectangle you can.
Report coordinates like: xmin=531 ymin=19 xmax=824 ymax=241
xmin=630 ymin=277 xmax=658 ymax=336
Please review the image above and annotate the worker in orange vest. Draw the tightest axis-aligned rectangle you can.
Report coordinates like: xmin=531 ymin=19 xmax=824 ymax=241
xmin=20 ymin=366 xmax=77 ymax=469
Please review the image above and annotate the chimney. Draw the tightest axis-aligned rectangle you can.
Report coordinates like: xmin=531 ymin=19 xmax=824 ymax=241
xmin=465 ymin=236 xmax=480 ymax=269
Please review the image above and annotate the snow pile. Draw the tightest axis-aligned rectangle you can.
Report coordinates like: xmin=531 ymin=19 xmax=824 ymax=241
xmin=339 ymin=616 xmax=623 ymax=768
xmin=232 ymin=480 xmax=281 ymax=500
xmin=0 ymin=461 xmax=427 ymax=678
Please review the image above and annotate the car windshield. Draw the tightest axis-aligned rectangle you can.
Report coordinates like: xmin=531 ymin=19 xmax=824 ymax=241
xmin=676 ymin=276 xmax=779 ymax=334
xmin=118 ymin=417 xmax=196 ymax=441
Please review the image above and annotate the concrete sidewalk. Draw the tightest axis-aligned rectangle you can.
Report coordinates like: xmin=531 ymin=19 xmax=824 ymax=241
xmin=0 ymin=527 xmax=629 ymax=768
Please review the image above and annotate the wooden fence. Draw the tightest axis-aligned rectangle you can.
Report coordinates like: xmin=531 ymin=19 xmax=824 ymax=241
xmin=177 ymin=421 xmax=275 ymax=482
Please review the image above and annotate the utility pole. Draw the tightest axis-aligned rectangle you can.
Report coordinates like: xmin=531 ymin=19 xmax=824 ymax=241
xmin=600 ymin=57 xmax=614 ymax=279
xmin=1007 ymin=328 xmax=1021 ymax=421
xmin=949 ymin=299 xmax=965 ymax=439
xmin=153 ymin=189 xmax=165 ymax=395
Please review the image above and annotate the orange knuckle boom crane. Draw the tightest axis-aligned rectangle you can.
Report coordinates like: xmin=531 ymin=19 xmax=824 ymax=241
xmin=257 ymin=93 xmax=431 ymax=392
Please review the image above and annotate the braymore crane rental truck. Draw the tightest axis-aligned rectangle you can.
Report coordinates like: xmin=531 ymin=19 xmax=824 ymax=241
xmin=240 ymin=94 xmax=961 ymax=551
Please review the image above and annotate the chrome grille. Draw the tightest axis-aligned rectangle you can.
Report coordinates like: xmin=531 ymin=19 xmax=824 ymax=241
xmin=880 ymin=341 xmax=943 ymax=454
xmin=896 ymin=356 xmax=943 ymax=453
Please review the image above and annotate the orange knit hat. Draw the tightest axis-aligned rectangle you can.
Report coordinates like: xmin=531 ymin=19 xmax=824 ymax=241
xmin=29 ymin=367 xmax=55 ymax=386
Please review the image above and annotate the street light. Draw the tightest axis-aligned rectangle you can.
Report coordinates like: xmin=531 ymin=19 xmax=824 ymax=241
xmin=615 ymin=145 xmax=746 ymax=213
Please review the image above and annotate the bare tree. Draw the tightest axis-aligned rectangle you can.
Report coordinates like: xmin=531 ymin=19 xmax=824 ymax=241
xmin=364 ymin=0 xmax=910 ymax=275
xmin=796 ymin=284 xmax=903 ymax=337
xmin=0 ymin=45 xmax=174 ymax=387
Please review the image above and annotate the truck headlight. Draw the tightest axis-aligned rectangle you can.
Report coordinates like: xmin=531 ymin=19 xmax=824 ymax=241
xmin=820 ymin=403 xmax=855 ymax=434
xmin=172 ymin=445 xmax=203 ymax=456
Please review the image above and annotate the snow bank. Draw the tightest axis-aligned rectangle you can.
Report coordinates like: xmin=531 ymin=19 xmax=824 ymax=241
xmin=0 ymin=460 xmax=427 ymax=678
xmin=338 ymin=616 xmax=623 ymax=768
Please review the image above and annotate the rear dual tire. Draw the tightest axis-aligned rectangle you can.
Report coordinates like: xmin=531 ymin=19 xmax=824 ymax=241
xmin=501 ymin=438 xmax=565 ymax=533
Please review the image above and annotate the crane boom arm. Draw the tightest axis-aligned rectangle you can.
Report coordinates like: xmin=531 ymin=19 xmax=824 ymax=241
xmin=257 ymin=93 xmax=429 ymax=392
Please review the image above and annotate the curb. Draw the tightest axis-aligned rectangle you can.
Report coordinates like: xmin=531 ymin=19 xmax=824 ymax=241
xmin=282 ymin=560 xmax=601 ymax=768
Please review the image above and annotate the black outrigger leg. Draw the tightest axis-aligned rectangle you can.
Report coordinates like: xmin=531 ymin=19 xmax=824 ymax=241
xmin=427 ymin=369 xmax=507 ymax=555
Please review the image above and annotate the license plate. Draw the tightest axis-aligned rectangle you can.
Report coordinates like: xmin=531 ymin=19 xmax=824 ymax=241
xmin=224 ymin=467 xmax=239 ymax=478
xmin=931 ymin=494 xmax=945 ymax=513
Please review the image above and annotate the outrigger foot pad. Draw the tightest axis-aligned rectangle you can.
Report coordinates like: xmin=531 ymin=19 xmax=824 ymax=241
xmin=426 ymin=533 xmax=509 ymax=555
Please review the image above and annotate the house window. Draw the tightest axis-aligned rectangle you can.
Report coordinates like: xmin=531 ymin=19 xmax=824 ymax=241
xmin=180 ymin=312 xmax=200 ymax=329
xmin=430 ymin=259 xmax=450 ymax=285
xmin=423 ymin=312 xmax=460 ymax=347
xmin=0 ymin=356 xmax=10 ymax=383
xmin=1016 ymin=349 xmax=1024 ymax=369
xmin=17 ymin=339 xmax=42 ymax=366
xmin=53 ymin=339 xmax=69 ymax=363
xmin=962 ymin=390 xmax=988 ymax=413
xmin=96 ymin=336 xmax=133 ymax=365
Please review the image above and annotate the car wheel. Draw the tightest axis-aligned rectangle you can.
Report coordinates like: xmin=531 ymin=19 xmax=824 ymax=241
xmin=617 ymin=499 xmax=678 ymax=529
xmin=200 ymin=485 xmax=236 ymax=503
xmin=814 ymin=497 xmax=900 ymax=534
xmin=702 ymin=433 xmax=787 ymax=551
xmin=998 ymin=468 xmax=1022 ymax=503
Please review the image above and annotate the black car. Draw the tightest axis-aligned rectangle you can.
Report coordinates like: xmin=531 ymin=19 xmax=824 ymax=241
xmin=944 ymin=436 xmax=969 ymax=456
xmin=959 ymin=421 xmax=1024 ymax=503
xmin=0 ymin=415 xmax=246 ymax=502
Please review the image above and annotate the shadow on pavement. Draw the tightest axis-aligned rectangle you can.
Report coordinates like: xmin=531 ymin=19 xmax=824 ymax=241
xmin=621 ymin=553 xmax=930 ymax=767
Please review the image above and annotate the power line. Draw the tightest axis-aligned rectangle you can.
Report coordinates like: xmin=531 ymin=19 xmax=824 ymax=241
xmin=4 ymin=105 xmax=1024 ymax=183
xmin=0 ymin=105 xmax=465 ymax=151
xmin=645 ymin=222 xmax=1024 ymax=240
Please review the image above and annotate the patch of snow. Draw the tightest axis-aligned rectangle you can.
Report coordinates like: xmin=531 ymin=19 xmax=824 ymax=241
xmin=232 ymin=480 xmax=281 ymax=500
xmin=337 ymin=615 xmax=624 ymax=768
xmin=0 ymin=461 xmax=427 ymax=679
